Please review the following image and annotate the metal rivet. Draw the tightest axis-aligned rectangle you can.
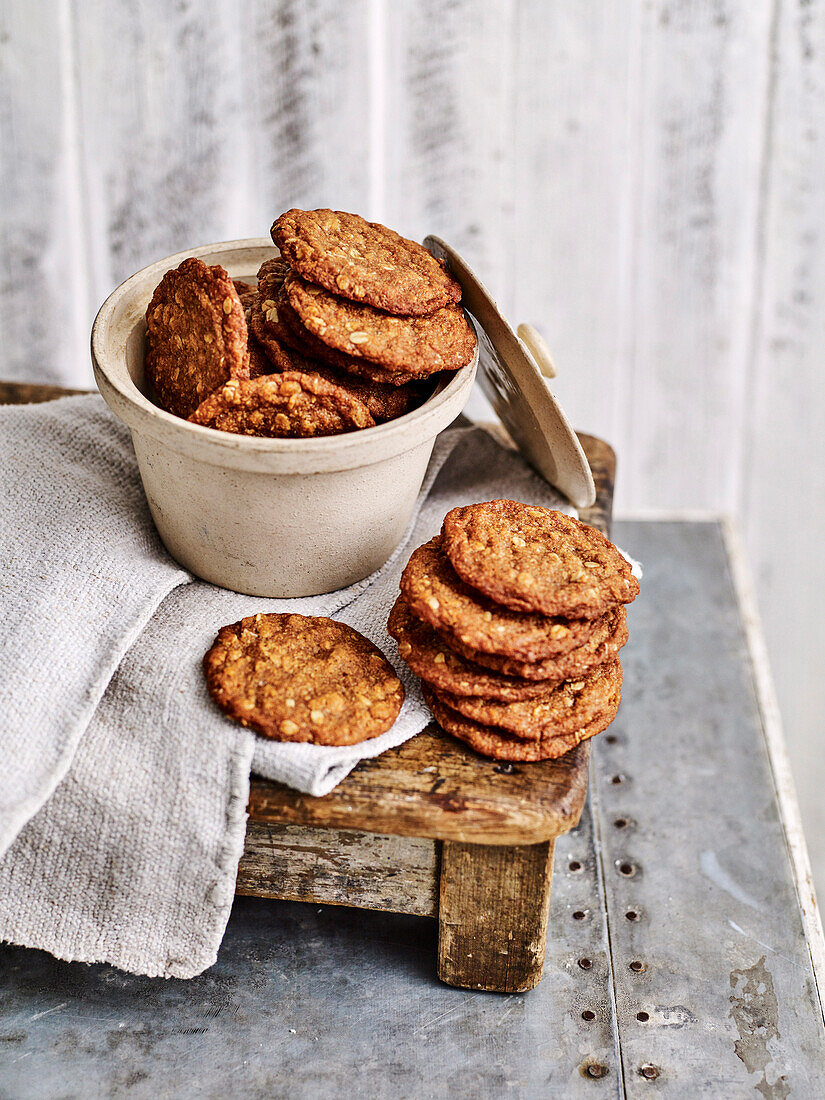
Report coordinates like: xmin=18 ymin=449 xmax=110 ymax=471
xmin=573 ymin=910 xmax=588 ymax=921
xmin=618 ymin=861 xmax=636 ymax=877
xmin=610 ymin=774 xmax=625 ymax=785
xmin=585 ymin=1063 xmax=609 ymax=1079
xmin=629 ymin=960 xmax=646 ymax=972
xmin=581 ymin=1009 xmax=596 ymax=1021
xmin=637 ymin=1011 xmax=650 ymax=1022
xmin=568 ymin=860 xmax=583 ymax=873
xmin=578 ymin=957 xmax=593 ymax=970
xmin=626 ymin=909 xmax=641 ymax=922
xmin=640 ymin=1064 xmax=659 ymax=1080
xmin=614 ymin=817 xmax=629 ymax=829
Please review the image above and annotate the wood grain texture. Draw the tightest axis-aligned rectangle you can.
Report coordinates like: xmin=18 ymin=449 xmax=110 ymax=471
xmin=437 ymin=839 xmax=554 ymax=992
xmin=741 ymin=0 xmax=825 ymax=897
xmin=245 ymin=0 xmax=373 ymax=219
xmin=618 ymin=0 xmax=774 ymax=513
xmin=236 ymin=821 xmax=438 ymax=916
xmin=0 ymin=0 xmax=89 ymax=386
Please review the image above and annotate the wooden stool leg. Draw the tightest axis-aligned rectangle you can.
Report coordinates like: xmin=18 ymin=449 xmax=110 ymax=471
xmin=437 ymin=839 xmax=555 ymax=993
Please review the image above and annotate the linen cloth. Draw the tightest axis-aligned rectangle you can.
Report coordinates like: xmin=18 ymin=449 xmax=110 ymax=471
xmin=0 ymin=395 xmax=572 ymax=977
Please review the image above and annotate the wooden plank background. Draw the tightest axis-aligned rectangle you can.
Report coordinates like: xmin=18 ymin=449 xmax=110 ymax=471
xmin=1 ymin=0 xmax=824 ymax=895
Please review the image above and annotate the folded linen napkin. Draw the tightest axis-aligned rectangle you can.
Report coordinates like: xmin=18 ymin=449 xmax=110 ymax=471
xmin=0 ymin=395 xmax=572 ymax=977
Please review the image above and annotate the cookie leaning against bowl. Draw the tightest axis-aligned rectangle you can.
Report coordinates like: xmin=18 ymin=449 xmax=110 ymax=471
xmin=285 ymin=271 xmax=477 ymax=378
xmin=442 ymin=501 xmax=640 ymax=619
xmin=204 ymin=613 xmax=404 ymax=745
xmin=442 ymin=604 xmax=628 ymax=683
xmin=188 ymin=373 xmax=375 ymax=437
xmin=145 ymin=257 xmax=249 ymax=419
xmin=424 ymin=684 xmax=621 ymax=762
xmin=271 ymin=207 xmax=462 ymax=315
xmin=401 ymin=536 xmax=608 ymax=663
xmin=430 ymin=658 xmax=623 ymax=741
xmin=388 ymin=595 xmax=548 ymax=703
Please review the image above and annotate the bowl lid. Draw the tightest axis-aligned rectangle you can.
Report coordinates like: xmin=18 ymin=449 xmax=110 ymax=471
xmin=425 ymin=236 xmax=596 ymax=509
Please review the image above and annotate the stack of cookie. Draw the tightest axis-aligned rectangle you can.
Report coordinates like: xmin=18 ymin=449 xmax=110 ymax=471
xmin=389 ymin=500 xmax=640 ymax=761
xmin=144 ymin=208 xmax=476 ymax=438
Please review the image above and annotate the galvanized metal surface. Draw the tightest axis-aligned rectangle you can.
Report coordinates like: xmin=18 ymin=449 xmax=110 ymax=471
xmin=1 ymin=520 xmax=823 ymax=1098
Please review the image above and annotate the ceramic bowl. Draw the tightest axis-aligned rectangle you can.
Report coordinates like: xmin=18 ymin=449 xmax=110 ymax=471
xmin=91 ymin=239 xmax=477 ymax=597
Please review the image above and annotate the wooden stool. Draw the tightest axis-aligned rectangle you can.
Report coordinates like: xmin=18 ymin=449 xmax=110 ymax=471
xmin=0 ymin=384 xmax=613 ymax=994
xmin=236 ymin=434 xmax=615 ymax=993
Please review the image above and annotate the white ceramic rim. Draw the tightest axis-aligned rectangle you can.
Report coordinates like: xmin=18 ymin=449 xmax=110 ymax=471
xmin=91 ymin=238 xmax=478 ymax=475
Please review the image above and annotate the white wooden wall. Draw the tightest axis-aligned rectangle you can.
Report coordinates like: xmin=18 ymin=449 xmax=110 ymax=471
xmin=2 ymin=0 xmax=824 ymax=888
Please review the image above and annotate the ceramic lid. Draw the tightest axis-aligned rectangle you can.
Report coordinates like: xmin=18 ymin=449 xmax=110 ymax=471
xmin=425 ymin=235 xmax=596 ymax=509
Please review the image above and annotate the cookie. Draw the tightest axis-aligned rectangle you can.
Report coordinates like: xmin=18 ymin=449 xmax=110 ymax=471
xmin=431 ymin=658 xmax=623 ymax=741
xmin=388 ymin=596 xmax=547 ymax=702
xmin=204 ymin=613 xmax=404 ymax=745
xmin=232 ymin=279 xmax=258 ymax=311
xmin=188 ymin=373 xmax=375 ymax=437
xmin=271 ymin=208 xmax=462 ymax=315
xmin=442 ymin=501 xmax=640 ymax=618
xmin=247 ymin=331 xmax=274 ymax=378
xmin=424 ymin=685 xmax=620 ymax=762
xmin=145 ymin=257 xmax=249 ymax=418
xmin=444 ymin=605 xmax=628 ymax=682
xmin=401 ymin=536 xmax=607 ymax=662
xmin=285 ymin=271 xmax=476 ymax=378
xmin=251 ymin=288 xmax=419 ymax=421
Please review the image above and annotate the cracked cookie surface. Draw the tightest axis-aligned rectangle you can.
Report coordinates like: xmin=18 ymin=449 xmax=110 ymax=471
xmin=285 ymin=271 xmax=476 ymax=377
xmin=145 ymin=257 xmax=249 ymax=419
xmin=429 ymin=658 xmax=623 ymax=740
xmin=204 ymin=613 xmax=404 ymax=745
xmin=424 ymin=684 xmax=620 ymax=761
xmin=188 ymin=372 xmax=374 ymax=437
xmin=271 ymin=207 xmax=461 ymax=315
xmin=442 ymin=500 xmax=640 ymax=618
xmin=388 ymin=596 xmax=548 ymax=702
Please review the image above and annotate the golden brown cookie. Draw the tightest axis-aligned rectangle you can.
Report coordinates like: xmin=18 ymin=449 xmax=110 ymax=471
xmin=232 ymin=279 xmax=258 ymax=311
xmin=424 ymin=684 xmax=620 ymax=762
xmin=204 ymin=613 xmax=404 ymax=745
xmin=430 ymin=658 xmax=623 ymax=741
xmin=145 ymin=257 xmax=249 ymax=419
xmin=401 ymin=536 xmax=607 ymax=662
xmin=271 ymin=208 xmax=462 ymax=315
xmin=388 ymin=596 xmax=546 ymax=702
xmin=247 ymin=331 xmax=274 ymax=378
xmin=188 ymin=373 xmax=375 ymax=437
xmin=443 ymin=605 xmax=628 ymax=682
xmin=285 ymin=272 xmax=476 ymax=378
xmin=442 ymin=501 xmax=640 ymax=618
xmin=251 ymin=287 xmax=420 ymax=421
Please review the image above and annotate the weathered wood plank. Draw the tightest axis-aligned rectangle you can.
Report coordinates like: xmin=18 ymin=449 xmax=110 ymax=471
xmin=246 ymin=0 xmax=373 ymax=219
xmin=510 ymin=1 xmax=637 ymax=456
xmin=0 ymin=0 xmax=89 ymax=386
xmin=741 ymin=0 xmax=825 ymax=899
xmin=236 ymin=821 xmax=438 ymax=917
xmin=438 ymin=838 xmax=555 ymax=992
xmin=619 ymin=0 xmax=774 ymax=512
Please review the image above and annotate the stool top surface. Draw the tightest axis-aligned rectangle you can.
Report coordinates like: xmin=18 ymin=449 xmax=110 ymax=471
xmin=247 ymin=431 xmax=616 ymax=846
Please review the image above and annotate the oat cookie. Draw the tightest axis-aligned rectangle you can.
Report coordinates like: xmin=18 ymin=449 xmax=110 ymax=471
xmin=285 ymin=272 xmax=476 ymax=377
xmin=401 ymin=536 xmax=606 ymax=662
xmin=444 ymin=605 xmax=628 ymax=682
xmin=424 ymin=685 xmax=620 ymax=762
xmin=251 ymin=286 xmax=419 ymax=421
xmin=388 ymin=596 xmax=547 ymax=702
xmin=188 ymin=373 xmax=374 ymax=437
xmin=431 ymin=658 xmax=623 ymax=741
xmin=204 ymin=613 xmax=404 ymax=745
xmin=232 ymin=279 xmax=258 ymax=311
xmin=442 ymin=501 xmax=640 ymax=618
xmin=271 ymin=208 xmax=462 ymax=315
xmin=145 ymin=257 xmax=249 ymax=419
xmin=247 ymin=332 xmax=274 ymax=378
